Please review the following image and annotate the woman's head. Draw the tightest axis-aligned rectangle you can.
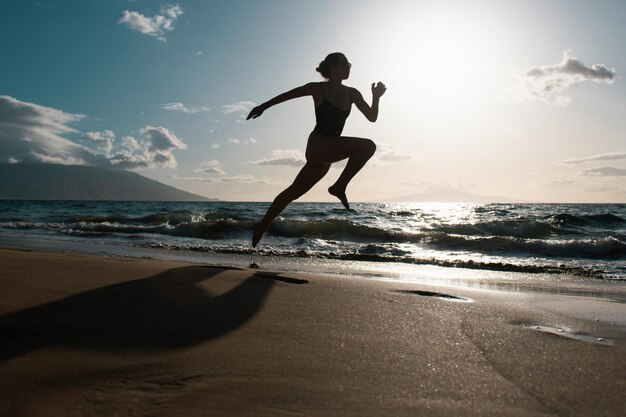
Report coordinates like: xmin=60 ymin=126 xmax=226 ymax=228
xmin=316 ymin=52 xmax=351 ymax=80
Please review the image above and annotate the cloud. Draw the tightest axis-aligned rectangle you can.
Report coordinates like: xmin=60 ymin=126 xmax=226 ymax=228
xmin=371 ymin=143 xmax=418 ymax=167
xmin=118 ymin=4 xmax=183 ymax=42
xmin=247 ymin=149 xmax=306 ymax=167
xmin=509 ymin=51 xmax=616 ymax=105
xmin=161 ymin=102 xmax=210 ymax=114
xmin=0 ymin=95 xmax=100 ymax=166
xmin=193 ymin=159 xmax=225 ymax=175
xmin=0 ymin=95 xmax=187 ymax=170
xmin=82 ymin=130 xmax=115 ymax=155
xmin=581 ymin=167 xmax=626 ymax=177
xmin=170 ymin=174 xmax=278 ymax=184
xmin=110 ymin=126 xmax=187 ymax=169
xmin=121 ymin=135 xmax=141 ymax=151
xmin=544 ymin=179 xmax=579 ymax=186
xmin=227 ymin=137 xmax=256 ymax=145
xmin=375 ymin=143 xmax=415 ymax=162
xmin=221 ymin=101 xmax=255 ymax=114
xmin=584 ymin=185 xmax=626 ymax=194
xmin=211 ymin=137 xmax=256 ymax=148
xmin=246 ymin=144 xmax=415 ymax=169
xmin=556 ymin=151 xmax=626 ymax=165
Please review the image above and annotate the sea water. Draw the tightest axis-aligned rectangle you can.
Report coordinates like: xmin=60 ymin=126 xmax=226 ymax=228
xmin=0 ymin=201 xmax=624 ymax=280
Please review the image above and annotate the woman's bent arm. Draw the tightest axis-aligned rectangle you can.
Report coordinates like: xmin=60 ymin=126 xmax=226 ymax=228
xmin=247 ymin=83 xmax=315 ymax=120
xmin=350 ymin=82 xmax=386 ymax=122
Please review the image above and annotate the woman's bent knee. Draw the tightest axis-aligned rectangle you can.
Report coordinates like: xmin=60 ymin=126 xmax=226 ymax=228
xmin=364 ymin=139 xmax=376 ymax=154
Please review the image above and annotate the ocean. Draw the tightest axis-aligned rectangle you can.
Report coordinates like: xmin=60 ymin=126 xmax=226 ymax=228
xmin=0 ymin=201 xmax=624 ymax=280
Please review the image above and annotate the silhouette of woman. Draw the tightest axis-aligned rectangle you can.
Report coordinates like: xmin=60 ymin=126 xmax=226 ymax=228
xmin=247 ymin=52 xmax=386 ymax=247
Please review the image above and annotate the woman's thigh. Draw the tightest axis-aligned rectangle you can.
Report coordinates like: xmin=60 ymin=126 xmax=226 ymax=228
xmin=305 ymin=132 xmax=375 ymax=164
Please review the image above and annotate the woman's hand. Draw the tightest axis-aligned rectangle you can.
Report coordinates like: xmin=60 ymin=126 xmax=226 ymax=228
xmin=371 ymin=82 xmax=387 ymax=99
xmin=246 ymin=106 xmax=265 ymax=120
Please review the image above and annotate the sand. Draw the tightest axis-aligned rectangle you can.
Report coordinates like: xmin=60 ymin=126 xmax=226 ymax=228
xmin=0 ymin=248 xmax=625 ymax=416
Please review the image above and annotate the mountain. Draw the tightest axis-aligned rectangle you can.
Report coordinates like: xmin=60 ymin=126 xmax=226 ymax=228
xmin=0 ymin=164 xmax=213 ymax=201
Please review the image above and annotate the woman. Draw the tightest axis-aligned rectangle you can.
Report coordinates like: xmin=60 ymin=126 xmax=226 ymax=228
xmin=247 ymin=52 xmax=386 ymax=247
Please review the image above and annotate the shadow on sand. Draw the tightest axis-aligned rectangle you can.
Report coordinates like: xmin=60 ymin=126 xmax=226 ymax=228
xmin=0 ymin=266 xmax=274 ymax=362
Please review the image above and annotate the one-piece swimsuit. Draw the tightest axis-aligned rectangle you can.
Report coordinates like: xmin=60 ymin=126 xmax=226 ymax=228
xmin=312 ymin=83 xmax=352 ymax=136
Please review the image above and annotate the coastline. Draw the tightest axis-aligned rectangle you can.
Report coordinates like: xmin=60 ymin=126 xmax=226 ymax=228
xmin=1 ymin=248 xmax=625 ymax=416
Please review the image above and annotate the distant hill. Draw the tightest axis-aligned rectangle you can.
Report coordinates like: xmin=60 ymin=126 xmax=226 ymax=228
xmin=0 ymin=164 xmax=213 ymax=201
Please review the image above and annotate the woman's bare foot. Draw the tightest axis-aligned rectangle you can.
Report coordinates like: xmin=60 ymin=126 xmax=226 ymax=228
xmin=252 ymin=222 xmax=266 ymax=248
xmin=328 ymin=185 xmax=350 ymax=211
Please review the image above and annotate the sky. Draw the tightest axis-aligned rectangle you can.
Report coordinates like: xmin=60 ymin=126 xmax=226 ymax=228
xmin=1 ymin=0 xmax=625 ymax=203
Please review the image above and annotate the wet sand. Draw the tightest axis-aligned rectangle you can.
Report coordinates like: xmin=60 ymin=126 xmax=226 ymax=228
xmin=0 ymin=248 xmax=625 ymax=416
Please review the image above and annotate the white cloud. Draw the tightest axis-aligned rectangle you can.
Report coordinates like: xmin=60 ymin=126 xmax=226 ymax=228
xmin=375 ymin=143 xmax=414 ymax=162
xmin=556 ymin=151 xmax=626 ymax=165
xmin=581 ymin=167 xmax=626 ymax=177
xmin=143 ymin=126 xmax=185 ymax=151
xmin=161 ymin=4 xmax=183 ymax=19
xmin=118 ymin=4 xmax=183 ymax=42
xmin=212 ymin=137 xmax=256 ymax=148
xmin=509 ymin=51 xmax=616 ymax=105
xmin=109 ymin=126 xmax=187 ymax=169
xmin=246 ymin=144 xmax=414 ymax=169
xmin=30 ymin=152 xmax=87 ymax=166
xmin=371 ymin=143 xmax=418 ymax=167
xmin=121 ymin=135 xmax=141 ymax=151
xmin=543 ymin=179 xmax=580 ymax=186
xmin=170 ymin=174 xmax=278 ymax=184
xmin=0 ymin=95 xmax=103 ymax=166
xmin=0 ymin=94 xmax=188 ymax=170
xmin=247 ymin=149 xmax=306 ymax=167
xmin=584 ymin=185 xmax=626 ymax=194
xmin=227 ymin=137 xmax=255 ymax=144
xmin=161 ymin=102 xmax=210 ymax=114
xmin=82 ymin=129 xmax=115 ymax=155
xmin=221 ymin=101 xmax=255 ymax=114
xmin=193 ymin=159 xmax=225 ymax=175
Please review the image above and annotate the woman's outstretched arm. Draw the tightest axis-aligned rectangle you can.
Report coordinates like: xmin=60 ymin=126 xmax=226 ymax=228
xmin=350 ymin=82 xmax=386 ymax=122
xmin=247 ymin=83 xmax=316 ymax=120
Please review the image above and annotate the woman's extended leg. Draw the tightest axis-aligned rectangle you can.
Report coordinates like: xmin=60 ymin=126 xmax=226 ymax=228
xmin=252 ymin=162 xmax=331 ymax=247
xmin=306 ymin=134 xmax=377 ymax=210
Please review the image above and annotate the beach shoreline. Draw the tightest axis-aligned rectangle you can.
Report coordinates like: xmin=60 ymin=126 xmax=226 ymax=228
xmin=1 ymin=248 xmax=625 ymax=416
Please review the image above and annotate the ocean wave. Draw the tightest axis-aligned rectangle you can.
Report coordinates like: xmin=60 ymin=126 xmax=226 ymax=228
xmin=358 ymin=244 xmax=412 ymax=256
xmin=330 ymin=253 xmax=606 ymax=278
xmin=1 ymin=221 xmax=63 ymax=230
xmin=68 ymin=211 xmax=194 ymax=225
xmin=140 ymin=242 xmax=608 ymax=278
xmin=66 ymin=218 xmax=255 ymax=239
xmin=433 ymin=219 xmax=564 ymax=239
xmin=550 ymin=213 xmax=625 ymax=227
xmin=388 ymin=210 xmax=416 ymax=217
xmin=67 ymin=210 xmax=250 ymax=226
xmin=473 ymin=205 xmax=512 ymax=216
xmin=6 ymin=214 xmax=625 ymax=260
xmin=269 ymin=218 xmax=403 ymax=241
xmin=428 ymin=235 xmax=626 ymax=259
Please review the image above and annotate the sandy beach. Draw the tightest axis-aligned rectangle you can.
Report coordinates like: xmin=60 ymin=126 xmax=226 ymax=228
xmin=0 ymin=248 xmax=624 ymax=416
